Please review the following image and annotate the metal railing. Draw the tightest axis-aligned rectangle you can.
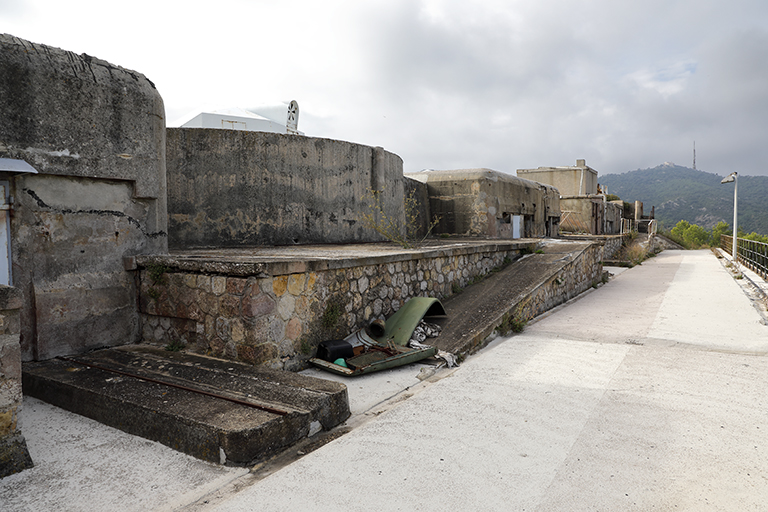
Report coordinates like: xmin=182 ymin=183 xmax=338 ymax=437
xmin=721 ymin=235 xmax=768 ymax=280
xmin=647 ymin=219 xmax=658 ymax=236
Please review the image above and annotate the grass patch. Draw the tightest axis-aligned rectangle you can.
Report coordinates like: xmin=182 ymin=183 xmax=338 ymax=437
xmin=165 ymin=339 xmax=185 ymax=352
xmin=321 ymin=301 xmax=344 ymax=330
xmin=147 ymin=263 xmax=170 ymax=285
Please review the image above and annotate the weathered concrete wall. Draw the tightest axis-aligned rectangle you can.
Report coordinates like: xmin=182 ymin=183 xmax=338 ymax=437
xmin=0 ymin=285 xmax=33 ymax=477
xmin=136 ymin=242 xmax=534 ymax=370
xmin=406 ymin=169 xmax=560 ymax=238
xmin=0 ymin=34 xmax=168 ymax=360
xmin=516 ymin=159 xmax=598 ymax=196
xmin=403 ymin=176 xmax=432 ymax=240
xmin=167 ymin=128 xmax=404 ymax=248
xmin=605 ymin=201 xmax=622 ymax=234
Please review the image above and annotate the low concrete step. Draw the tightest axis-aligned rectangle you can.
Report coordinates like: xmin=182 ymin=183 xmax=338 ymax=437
xmin=22 ymin=345 xmax=350 ymax=466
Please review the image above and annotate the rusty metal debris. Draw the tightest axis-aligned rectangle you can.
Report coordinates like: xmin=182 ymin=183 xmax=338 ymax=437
xmin=310 ymin=297 xmax=453 ymax=376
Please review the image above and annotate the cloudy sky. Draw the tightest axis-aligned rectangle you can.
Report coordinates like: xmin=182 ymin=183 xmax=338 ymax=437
xmin=3 ymin=0 xmax=768 ymax=176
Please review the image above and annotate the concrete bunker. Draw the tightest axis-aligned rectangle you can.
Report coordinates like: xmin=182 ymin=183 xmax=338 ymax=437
xmin=405 ymin=168 xmax=560 ymax=239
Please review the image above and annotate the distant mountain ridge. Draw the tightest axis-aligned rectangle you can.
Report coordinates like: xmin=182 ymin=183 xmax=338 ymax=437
xmin=600 ymin=163 xmax=768 ymax=234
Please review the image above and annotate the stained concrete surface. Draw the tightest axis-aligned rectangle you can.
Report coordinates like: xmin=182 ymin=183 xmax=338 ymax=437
xmin=22 ymin=346 xmax=350 ymax=465
xmin=3 ymin=249 xmax=768 ymax=511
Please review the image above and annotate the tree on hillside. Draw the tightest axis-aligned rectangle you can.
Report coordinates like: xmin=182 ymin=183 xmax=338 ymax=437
xmin=710 ymin=221 xmax=731 ymax=247
xmin=669 ymin=220 xmax=710 ymax=248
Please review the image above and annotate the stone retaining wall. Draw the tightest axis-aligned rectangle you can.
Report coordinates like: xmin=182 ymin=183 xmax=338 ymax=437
xmin=517 ymin=242 xmax=603 ymax=322
xmin=0 ymin=285 xmax=33 ymax=477
xmin=601 ymin=235 xmax=625 ymax=260
xmin=561 ymin=234 xmax=625 ymax=261
xmin=137 ymin=243 xmax=534 ymax=370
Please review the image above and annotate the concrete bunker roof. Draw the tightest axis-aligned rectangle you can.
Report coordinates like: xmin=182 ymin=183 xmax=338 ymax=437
xmin=406 ymin=167 xmax=559 ymax=192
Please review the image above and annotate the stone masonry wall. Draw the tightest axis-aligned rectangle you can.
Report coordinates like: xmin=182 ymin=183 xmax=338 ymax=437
xmin=561 ymin=234 xmax=626 ymax=262
xmin=0 ymin=285 xmax=33 ymax=478
xmin=138 ymin=244 xmax=531 ymax=370
xmin=601 ymin=235 xmax=625 ymax=260
xmin=517 ymin=242 xmax=603 ymax=322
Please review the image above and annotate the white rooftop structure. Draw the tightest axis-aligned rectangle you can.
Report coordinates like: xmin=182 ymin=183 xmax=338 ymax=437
xmin=178 ymin=100 xmax=301 ymax=134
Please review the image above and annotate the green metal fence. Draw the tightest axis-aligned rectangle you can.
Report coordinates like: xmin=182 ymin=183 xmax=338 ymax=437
xmin=721 ymin=235 xmax=768 ymax=280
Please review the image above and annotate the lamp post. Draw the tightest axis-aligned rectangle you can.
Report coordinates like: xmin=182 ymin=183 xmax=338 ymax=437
xmin=720 ymin=172 xmax=738 ymax=265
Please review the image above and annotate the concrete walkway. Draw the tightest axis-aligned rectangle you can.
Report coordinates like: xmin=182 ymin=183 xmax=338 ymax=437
xmin=3 ymin=249 xmax=768 ymax=511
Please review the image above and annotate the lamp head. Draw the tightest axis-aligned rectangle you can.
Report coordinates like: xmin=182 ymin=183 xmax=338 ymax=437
xmin=720 ymin=172 xmax=737 ymax=184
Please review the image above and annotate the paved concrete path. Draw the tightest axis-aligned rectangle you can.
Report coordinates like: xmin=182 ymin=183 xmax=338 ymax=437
xmin=205 ymin=250 xmax=768 ymax=511
xmin=3 ymin=249 xmax=767 ymax=511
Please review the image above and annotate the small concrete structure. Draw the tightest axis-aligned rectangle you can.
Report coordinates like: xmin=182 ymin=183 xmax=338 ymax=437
xmin=167 ymin=128 xmax=403 ymax=248
xmin=560 ymin=195 xmax=623 ymax=235
xmin=406 ymin=169 xmax=560 ymax=239
xmin=517 ymin=158 xmax=598 ymax=196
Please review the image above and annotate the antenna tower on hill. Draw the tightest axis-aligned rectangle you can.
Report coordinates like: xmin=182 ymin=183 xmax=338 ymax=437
xmin=693 ymin=141 xmax=696 ymax=170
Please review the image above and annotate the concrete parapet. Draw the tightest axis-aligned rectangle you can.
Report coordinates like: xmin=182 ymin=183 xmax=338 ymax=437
xmin=166 ymin=128 xmax=404 ymax=248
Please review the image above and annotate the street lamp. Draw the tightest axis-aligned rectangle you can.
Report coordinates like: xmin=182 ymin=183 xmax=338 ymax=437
xmin=720 ymin=172 xmax=738 ymax=265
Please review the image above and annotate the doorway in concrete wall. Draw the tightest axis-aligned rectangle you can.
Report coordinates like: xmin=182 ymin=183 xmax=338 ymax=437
xmin=0 ymin=181 xmax=11 ymax=285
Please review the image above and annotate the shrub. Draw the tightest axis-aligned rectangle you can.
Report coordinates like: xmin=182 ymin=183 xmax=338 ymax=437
xmin=360 ymin=188 xmax=439 ymax=249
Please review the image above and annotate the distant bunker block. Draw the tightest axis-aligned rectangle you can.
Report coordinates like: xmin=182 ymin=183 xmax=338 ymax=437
xmin=405 ymin=168 xmax=560 ymax=239
xmin=166 ymin=128 xmax=405 ymax=248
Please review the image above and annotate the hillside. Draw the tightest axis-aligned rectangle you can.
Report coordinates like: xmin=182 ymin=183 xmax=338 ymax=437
xmin=600 ymin=163 xmax=768 ymax=234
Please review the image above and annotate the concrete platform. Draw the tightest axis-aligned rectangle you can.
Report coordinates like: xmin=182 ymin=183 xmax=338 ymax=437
xmin=22 ymin=345 xmax=349 ymax=466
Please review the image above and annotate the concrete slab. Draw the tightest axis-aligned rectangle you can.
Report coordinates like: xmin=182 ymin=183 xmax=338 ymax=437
xmin=647 ymin=250 xmax=768 ymax=352
xmin=300 ymin=361 xmax=443 ymax=417
xmin=22 ymin=345 xmax=349 ymax=465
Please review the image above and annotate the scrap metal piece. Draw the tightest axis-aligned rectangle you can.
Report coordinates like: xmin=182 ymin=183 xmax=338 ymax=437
xmin=371 ymin=297 xmax=447 ymax=347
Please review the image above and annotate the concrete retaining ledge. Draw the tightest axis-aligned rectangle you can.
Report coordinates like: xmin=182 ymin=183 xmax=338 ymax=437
xmin=131 ymin=239 xmax=539 ymax=277
xmin=22 ymin=346 xmax=349 ymax=466
xmin=436 ymin=240 xmax=602 ymax=356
